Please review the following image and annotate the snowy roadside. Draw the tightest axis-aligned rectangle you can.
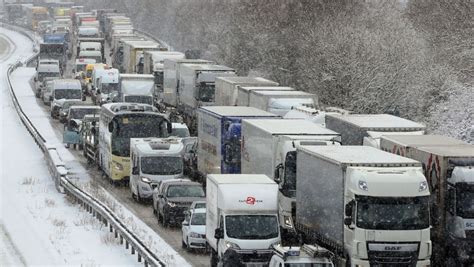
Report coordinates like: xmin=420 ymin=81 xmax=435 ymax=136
xmin=2 ymin=27 xmax=190 ymax=266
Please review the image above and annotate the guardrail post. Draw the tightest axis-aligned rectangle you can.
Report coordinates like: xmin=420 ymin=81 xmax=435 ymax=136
xmin=126 ymin=240 xmax=129 ymax=249
xmin=144 ymin=260 xmax=149 ymax=267
xmin=131 ymin=246 xmax=135 ymax=255
xmin=114 ymin=229 xmax=118 ymax=238
xmin=120 ymin=235 xmax=123 ymax=245
xmin=109 ymin=224 xmax=113 ymax=233
xmin=138 ymin=253 xmax=142 ymax=263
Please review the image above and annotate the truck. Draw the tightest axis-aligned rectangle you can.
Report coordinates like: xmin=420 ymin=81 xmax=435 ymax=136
xmin=121 ymin=40 xmax=161 ymax=73
xmin=206 ymin=174 xmax=280 ymax=267
xmin=380 ymin=135 xmax=474 ymax=266
xmin=325 ymin=113 xmax=426 ymax=147
xmin=162 ymin=58 xmax=213 ymax=107
xmin=247 ymin=90 xmax=318 ymax=116
xmin=40 ymin=33 xmax=68 ymax=71
xmin=91 ymin=68 xmax=120 ymax=105
xmin=142 ymin=51 xmax=185 ymax=93
xmin=130 ymin=137 xmax=184 ymax=202
xmin=237 ymin=86 xmax=294 ymax=107
xmin=178 ymin=64 xmax=236 ymax=132
xmin=197 ymin=107 xmax=279 ymax=178
xmin=284 ymin=106 xmax=352 ymax=127
xmin=26 ymin=6 xmax=48 ymax=30
xmin=117 ymin=74 xmax=155 ymax=105
xmin=240 ymin=119 xmax=341 ymax=237
xmin=214 ymin=76 xmax=279 ymax=106
xmin=295 ymin=146 xmax=432 ymax=266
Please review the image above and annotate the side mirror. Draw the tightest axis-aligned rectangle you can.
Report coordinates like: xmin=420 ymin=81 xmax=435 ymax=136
xmin=91 ymin=128 xmax=96 ymax=135
xmin=182 ymin=221 xmax=189 ymax=226
xmin=345 ymin=201 xmax=354 ymax=217
xmin=132 ymin=167 xmax=139 ymax=175
xmin=167 ymin=121 xmax=173 ymax=134
xmin=158 ymin=194 xmax=163 ymax=198
xmin=49 ymin=96 xmax=53 ymax=101
xmin=82 ymin=95 xmax=86 ymax=101
xmin=34 ymin=77 xmax=38 ymax=82
xmin=344 ymin=217 xmax=352 ymax=227
xmin=96 ymin=89 xmax=101 ymax=94
xmin=214 ymin=228 xmax=224 ymax=240
xmin=274 ymin=164 xmax=283 ymax=184
xmin=108 ymin=121 xmax=114 ymax=133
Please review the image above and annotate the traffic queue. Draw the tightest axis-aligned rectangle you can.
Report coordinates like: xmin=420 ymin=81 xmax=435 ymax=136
xmin=7 ymin=2 xmax=473 ymax=267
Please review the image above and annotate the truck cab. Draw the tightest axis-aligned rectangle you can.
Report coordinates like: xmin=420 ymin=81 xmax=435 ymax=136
xmin=91 ymin=68 xmax=119 ymax=105
xmin=118 ymin=74 xmax=155 ymax=105
xmin=130 ymin=137 xmax=185 ymax=202
xmin=269 ymin=245 xmax=334 ymax=267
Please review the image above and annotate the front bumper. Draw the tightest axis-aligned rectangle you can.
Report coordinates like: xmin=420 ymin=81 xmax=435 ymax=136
xmin=164 ymin=206 xmax=188 ymax=223
xmin=187 ymin=236 xmax=206 ymax=249
xmin=227 ymin=249 xmax=273 ymax=265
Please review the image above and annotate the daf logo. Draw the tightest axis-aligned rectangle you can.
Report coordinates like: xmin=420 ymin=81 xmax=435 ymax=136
xmin=466 ymin=222 xmax=474 ymax=228
xmin=385 ymin=246 xmax=402 ymax=251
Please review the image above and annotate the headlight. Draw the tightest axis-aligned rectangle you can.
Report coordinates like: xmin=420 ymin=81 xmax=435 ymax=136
xmin=61 ymin=111 xmax=67 ymax=116
xmin=113 ymin=161 xmax=123 ymax=171
xmin=283 ymin=215 xmax=294 ymax=229
xmin=140 ymin=176 xmax=152 ymax=183
xmin=167 ymin=201 xmax=177 ymax=207
xmin=225 ymin=241 xmax=240 ymax=249
xmin=189 ymin=232 xmax=202 ymax=238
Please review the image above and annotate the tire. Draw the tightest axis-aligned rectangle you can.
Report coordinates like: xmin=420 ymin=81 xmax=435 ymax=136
xmin=182 ymin=238 xmax=186 ymax=249
xmin=157 ymin=210 xmax=163 ymax=223
xmin=162 ymin=212 xmax=169 ymax=228
xmin=186 ymin=238 xmax=191 ymax=252
xmin=210 ymin=248 xmax=218 ymax=267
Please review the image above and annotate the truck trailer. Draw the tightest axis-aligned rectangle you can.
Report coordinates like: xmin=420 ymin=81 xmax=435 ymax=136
xmin=214 ymin=76 xmax=279 ymax=106
xmin=295 ymin=146 xmax=431 ymax=267
xmin=241 ymin=119 xmax=341 ymax=236
xmin=197 ymin=107 xmax=279 ymax=177
xmin=237 ymin=86 xmax=294 ymax=107
xmin=206 ymin=174 xmax=280 ymax=267
xmin=380 ymin=135 xmax=474 ymax=265
xmin=247 ymin=90 xmax=317 ymax=116
xmin=325 ymin=114 xmax=425 ymax=147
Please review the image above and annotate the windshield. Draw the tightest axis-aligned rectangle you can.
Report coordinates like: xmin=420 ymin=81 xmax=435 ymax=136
xmin=140 ymin=156 xmax=182 ymax=175
xmin=191 ymin=213 xmax=206 ymax=225
xmin=356 ymin=196 xmax=430 ymax=230
xmin=285 ymin=264 xmax=332 ymax=267
xmin=283 ymin=151 xmax=297 ymax=198
xmin=197 ymin=83 xmax=215 ymax=102
xmin=54 ymin=89 xmax=81 ymax=100
xmin=171 ymin=127 xmax=190 ymax=138
xmin=225 ymin=215 xmax=279 ymax=240
xmin=101 ymin=83 xmax=119 ymax=94
xmin=38 ymin=72 xmax=60 ymax=82
xmin=166 ymin=185 xmax=205 ymax=198
xmin=457 ymin=185 xmax=474 ymax=218
xmin=70 ymin=108 xmax=99 ymax=120
xmin=124 ymin=95 xmax=153 ymax=105
xmin=193 ymin=202 xmax=206 ymax=209
xmin=86 ymin=69 xmax=93 ymax=78
xmin=111 ymin=114 xmax=169 ymax=157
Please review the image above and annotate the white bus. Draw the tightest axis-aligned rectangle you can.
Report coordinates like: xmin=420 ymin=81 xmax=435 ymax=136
xmin=98 ymin=103 xmax=172 ymax=183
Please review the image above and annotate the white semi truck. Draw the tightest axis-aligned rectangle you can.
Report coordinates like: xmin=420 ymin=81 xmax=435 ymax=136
xmin=325 ymin=114 xmax=426 ymax=147
xmin=197 ymin=106 xmax=279 ymax=177
xmin=247 ymin=90 xmax=318 ymax=116
xmin=237 ymin=86 xmax=294 ymax=107
xmin=240 ymin=119 xmax=341 ymax=237
xmin=295 ymin=146 xmax=432 ymax=267
xmin=121 ymin=40 xmax=161 ymax=73
xmin=117 ymin=74 xmax=155 ymax=105
xmin=178 ymin=64 xmax=236 ymax=132
xmin=206 ymin=174 xmax=280 ymax=267
xmin=214 ymin=76 xmax=279 ymax=106
xmin=380 ymin=135 xmax=474 ymax=266
xmin=129 ymin=137 xmax=184 ymax=202
xmin=162 ymin=58 xmax=213 ymax=107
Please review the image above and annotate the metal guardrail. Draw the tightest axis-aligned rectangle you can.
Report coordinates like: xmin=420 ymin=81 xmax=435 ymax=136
xmin=2 ymin=23 xmax=165 ymax=267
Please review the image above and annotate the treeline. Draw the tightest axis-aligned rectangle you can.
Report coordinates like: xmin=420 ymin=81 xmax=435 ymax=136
xmin=86 ymin=0 xmax=473 ymax=142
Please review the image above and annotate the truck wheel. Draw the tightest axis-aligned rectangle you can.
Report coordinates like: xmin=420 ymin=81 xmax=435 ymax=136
xmin=210 ymin=249 xmax=218 ymax=267
xmin=181 ymin=238 xmax=186 ymax=249
xmin=162 ymin=212 xmax=169 ymax=227
xmin=135 ymin=187 xmax=142 ymax=203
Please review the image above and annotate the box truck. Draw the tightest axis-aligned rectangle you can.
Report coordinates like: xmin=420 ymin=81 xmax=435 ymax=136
xmin=142 ymin=51 xmax=185 ymax=91
xmin=296 ymin=146 xmax=431 ymax=267
xmin=214 ymin=76 xmax=278 ymax=106
xmin=241 ymin=119 xmax=341 ymax=236
xmin=121 ymin=40 xmax=161 ymax=73
xmin=326 ymin=114 xmax=426 ymax=147
xmin=206 ymin=174 xmax=280 ymax=267
xmin=197 ymin=107 xmax=279 ymax=177
xmin=380 ymin=135 xmax=473 ymax=265
xmin=117 ymin=74 xmax=155 ymax=105
xmin=163 ymin=59 xmax=213 ymax=107
xmin=248 ymin=90 xmax=318 ymax=116
xmin=237 ymin=86 xmax=294 ymax=107
xmin=178 ymin=64 xmax=236 ymax=132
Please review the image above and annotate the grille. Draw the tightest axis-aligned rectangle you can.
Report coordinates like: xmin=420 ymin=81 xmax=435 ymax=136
xmin=367 ymin=250 xmax=418 ymax=267
xmin=466 ymin=230 xmax=474 ymax=239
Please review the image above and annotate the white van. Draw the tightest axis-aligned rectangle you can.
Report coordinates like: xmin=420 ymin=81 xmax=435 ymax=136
xmin=50 ymin=79 xmax=83 ymax=119
xmin=78 ymin=50 xmax=103 ymax=63
xmin=79 ymin=42 xmax=101 ymax=52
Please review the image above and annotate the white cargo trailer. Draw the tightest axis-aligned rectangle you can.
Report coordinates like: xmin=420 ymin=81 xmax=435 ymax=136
xmin=296 ymin=146 xmax=431 ymax=266
xmin=241 ymin=119 xmax=341 ymax=234
xmin=325 ymin=114 xmax=426 ymax=147
xmin=237 ymin=86 xmax=294 ymax=107
xmin=214 ymin=76 xmax=278 ymax=106
xmin=248 ymin=90 xmax=318 ymax=116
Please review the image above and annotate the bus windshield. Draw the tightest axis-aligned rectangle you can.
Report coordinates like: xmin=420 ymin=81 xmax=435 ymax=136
xmin=111 ymin=114 xmax=169 ymax=157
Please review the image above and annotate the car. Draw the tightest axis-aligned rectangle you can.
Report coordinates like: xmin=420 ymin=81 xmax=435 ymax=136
xmin=152 ymin=179 xmax=205 ymax=227
xmin=181 ymin=208 xmax=206 ymax=251
xmin=189 ymin=200 xmax=206 ymax=211
xmin=171 ymin=122 xmax=190 ymax=138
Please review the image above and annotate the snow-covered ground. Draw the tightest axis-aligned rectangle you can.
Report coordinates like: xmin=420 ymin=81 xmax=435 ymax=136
xmin=1 ymin=27 xmax=190 ymax=266
xmin=0 ymin=27 xmax=143 ymax=266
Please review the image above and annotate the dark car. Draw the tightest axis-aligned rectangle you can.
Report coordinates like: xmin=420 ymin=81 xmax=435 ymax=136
xmin=152 ymin=179 xmax=205 ymax=227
